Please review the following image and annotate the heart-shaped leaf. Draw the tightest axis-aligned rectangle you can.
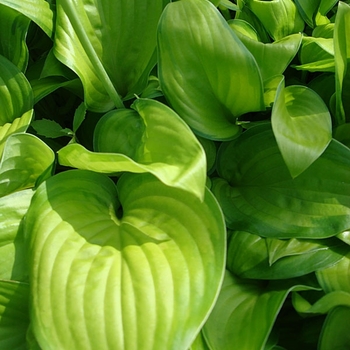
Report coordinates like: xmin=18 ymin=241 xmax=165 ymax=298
xmin=0 ymin=134 xmax=55 ymax=197
xmin=24 ymin=170 xmax=226 ymax=350
xmin=54 ymin=0 xmax=168 ymax=111
xmin=213 ymin=124 xmax=350 ymax=238
xmin=59 ymin=99 xmax=207 ymax=200
xmin=272 ymin=78 xmax=332 ymax=178
xmin=158 ymin=0 xmax=264 ymax=140
xmin=202 ymin=270 xmax=319 ymax=350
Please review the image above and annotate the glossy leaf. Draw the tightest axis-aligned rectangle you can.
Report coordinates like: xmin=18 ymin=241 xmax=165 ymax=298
xmin=0 ymin=134 xmax=55 ymax=197
xmin=316 ymin=252 xmax=350 ymax=293
xmin=271 ymin=78 xmax=332 ymax=177
xmin=226 ymin=230 xmax=345 ymax=279
xmin=54 ymin=0 xmax=168 ymax=111
xmin=202 ymin=270 xmax=319 ymax=350
xmin=334 ymin=1 xmax=350 ymax=125
xmin=0 ymin=280 xmax=30 ymax=350
xmin=294 ymin=0 xmax=321 ymax=27
xmin=213 ymin=124 xmax=350 ymax=238
xmin=0 ymin=189 xmax=33 ymax=281
xmin=0 ymin=5 xmax=30 ymax=71
xmin=0 ymin=0 xmax=54 ymax=38
xmin=158 ymin=0 xmax=264 ymax=140
xmin=24 ymin=170 xmax=226 ymax=350
xmin=245 ymin=0 xmax=305 ymax=40
xmin=229 ymin=24 xmax=302 ymax=81
xmin=319 ymin=306 xmax=350 ymax=350
xmin=59 ymin=99 xmax=207 ymax=200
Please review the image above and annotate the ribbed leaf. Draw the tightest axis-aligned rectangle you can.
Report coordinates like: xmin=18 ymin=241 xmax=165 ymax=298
xmin=0 ymin=189 xmax=33 ymax=281
xmin=226 ymin=230 xmax=345 ymax=279
xmin=202 ymin=270 xmax=319 ymax=350
xmin=316 ymin=252 xmax=350 ymax=293
xmin=213 ymin=124 xmax=350 ymax=238
xmin=158 ymin=0 xmax=264 ymax=140
xmin=0 ymin=5 xmax=30 ymax=71
xmin=272 ymin=78 xmax=332 ymax=177
xmin=0 ymin=0 xmax=54 ymax=38
xmin=59 ymin=99 xmax=207 ymax=200
xmin=0 ymin=55 xmax=33 ymax=155
xmin=24 ymin=170 xmax=226 ymax=350
xmin=0 ymin=134 xmax=54 ymax=197
xmin=54 ymin=0 xmax=168 ymax=111
xmin=245 ymin=0 xmax=305 ymax=40
xmin=0 ymin=280 xmax=30 ymax=350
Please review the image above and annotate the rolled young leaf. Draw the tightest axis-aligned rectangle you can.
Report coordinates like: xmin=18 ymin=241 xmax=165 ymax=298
xmin=158 ymin=0 xmax=264 ymax=140
xmin=24 ymin=170 xmax=226 ymax=350
xmin=59 ymin=98 xmax=207 ymax=200
xmin=213 ymin=124 xmax=350 ymax=238
xmin=54 ymin=0 xmax=169 ymax=111
xmin=271 ymin=77 xmax=332 ymax=178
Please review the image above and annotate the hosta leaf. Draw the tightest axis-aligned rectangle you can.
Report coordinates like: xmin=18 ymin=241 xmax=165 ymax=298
xmin=0 ymin=55 xmax=33 ymax=155
xmin=0 ymin=280 xmax=30 ymax=350
xmin=318 ymin=306 xmax=350 ymax=350
xmin=316 ymin=251 xmax=350 ymax=293
xmin=0 ymin=134 xmax=54 ymax=197
xmin=59 ymin=99 xmax=206 ymax=200
xmin=158 ymin=0 xmax=264 ymax=140
xmin=213 ymin=124 xmax=350 ymax=238
xmin=0 ymin=0 xmax=54 ymax=38
xmin=229 ymin=24 xmax=302 ymax=81
xmin=0 ymin=189 xmax=33 ymax=281
xmin=245 ymin=0 xmax=305 ymax=40
xmin=24 ymin=170 xmax=226 ymax=350
xmin=334 ymin=1 xmax=350 ymax=124
xmin=54 ymin=0 xmax=168 ymax=111
xmin=202 ymin=270 xmax=319 ymax=350
xmin=189 ymin=331 xmax=210 ymax=350
xmin=294 ymin=0 xmax=321 ymax=27
xmin=226 ymin=230 xmax=345 ymax=279
xmin=272 ymin=78 xmax=332 ymax=178
xmin=0 ymin=5 xmax=30 ymax=71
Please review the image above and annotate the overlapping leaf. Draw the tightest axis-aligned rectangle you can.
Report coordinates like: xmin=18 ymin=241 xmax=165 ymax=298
xmin=271 ymin=78 xmax=332 ymax=177
xmin=24 ymin=170 xmax=226 ymax=350
xmin=202 ymin=270 xmax=319 ymax=350
xmin=213 ymin=124 xmax=350 ymax=238
xmin=158 ymin=0 xmax=264 ymax=140
xmin=54 ymin=0 xmax=168 ymax=111
xmin=59 ymin=99 xmax=207 ymax=200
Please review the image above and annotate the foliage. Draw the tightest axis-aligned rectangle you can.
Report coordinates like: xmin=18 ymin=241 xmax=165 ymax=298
xmin=0 ymin=0 xmax=350 ymax=349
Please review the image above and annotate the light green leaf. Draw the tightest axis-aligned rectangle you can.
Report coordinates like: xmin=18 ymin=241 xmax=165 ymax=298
xmin=24 ymin=170 xmax=226 ymax=350
xmin=294 ymin=0 xmax=321 ymax=27
xmin=158 ymin=0 xmax=264 ymax=140
xmin=319 ymin=306 xmax=350 ymax=350
xmin=246 ymin=0 xmax=305 ymax=40
xmin=229 ymin=23 xmax=302 ymax=81
xmin=72 ymin=102 xmax=86 ymax=133
xmin=0 ymin=0 xmax=54 ymax=38
xmin=0 ymin=280 xmax=30 ymax=350
xmin=213 ymin=124 xmax=350 ymax=238
xmin=334 ymin=1 xmax=350 ymax=125
xmin=203 ymin=270 xmax=319 ymax=350
xmin=316 ymin=251 xmax=350 ymax=293
xmin=225 ymin=230 xmax=345 ymax=279
xmin=0 ymin=134 xmax=55 ymax=197
xmin=0 ymin=55 xmax=33 ymax=156
xmin=271 ymin=78 xmax=332 ymax=178
xmin=189 ymin=331 xmax=211 ymax=350
xmin=54 ymin=0 xmax=168 ymax=111
xmin=59 ymin=99 xmax=207 ymax=200
xmin=31 ymin=119 xmax=73 ymax=139
xmin=0 ymin=189 xmax=33 ymax=281
xmin=0 ymin=5 xmax=30 ymax=71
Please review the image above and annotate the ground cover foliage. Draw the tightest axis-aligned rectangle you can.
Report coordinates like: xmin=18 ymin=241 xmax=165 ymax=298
xmin=1 ymin=0 xmax=350 ymax=349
